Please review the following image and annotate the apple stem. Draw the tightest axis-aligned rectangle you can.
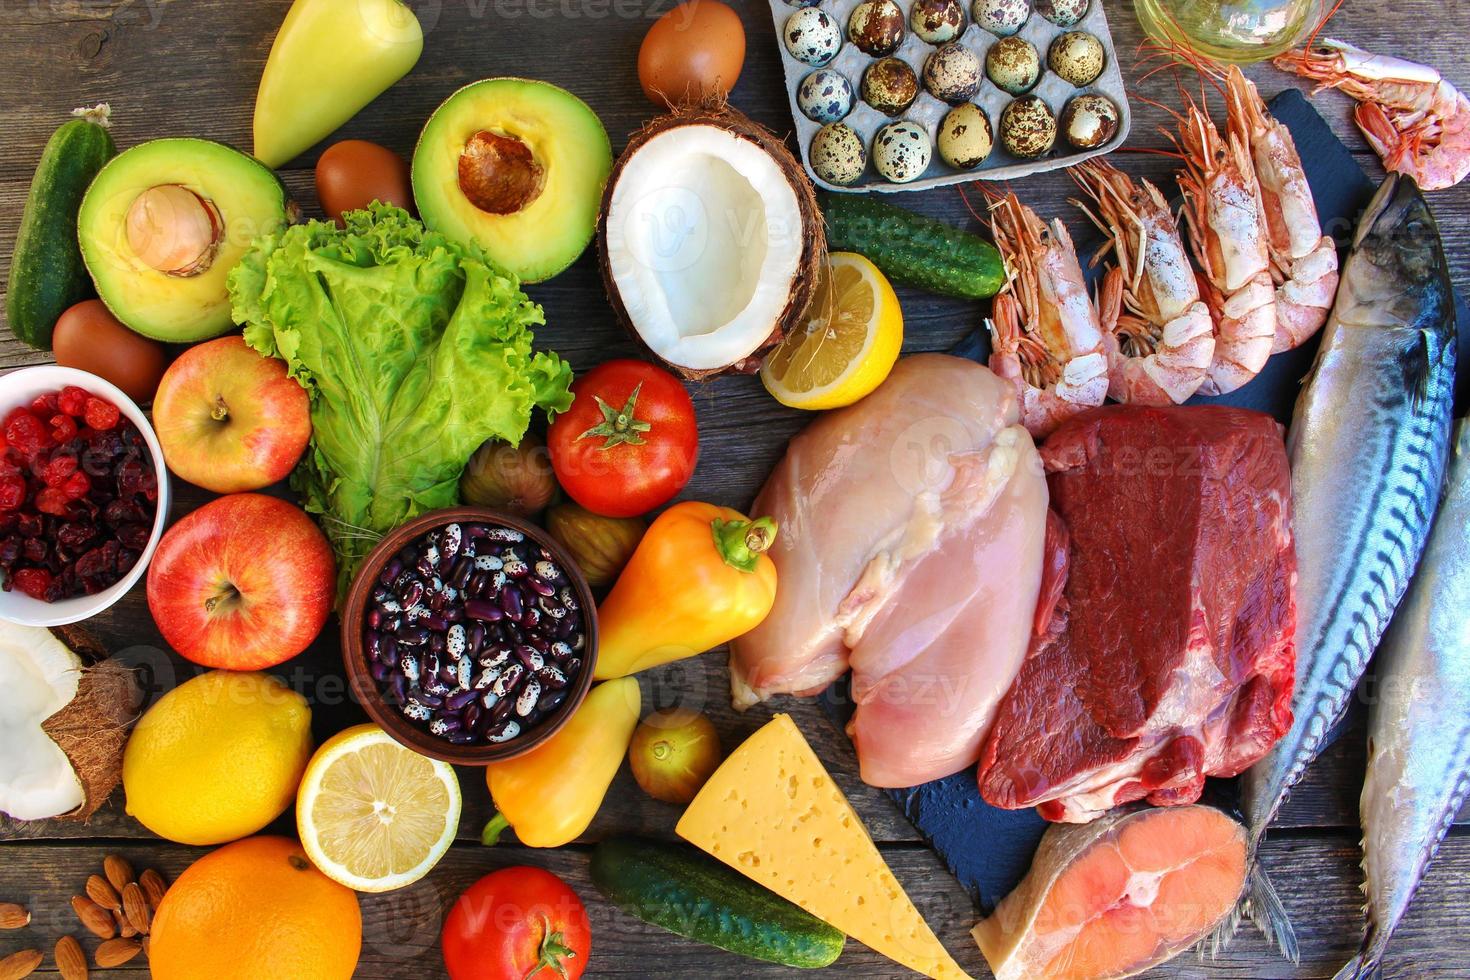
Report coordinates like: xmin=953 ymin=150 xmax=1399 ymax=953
xmin=205 ymin=583 xmax=239 ymax=614
xmin=211 ymin=395 xmax=229 ymax=423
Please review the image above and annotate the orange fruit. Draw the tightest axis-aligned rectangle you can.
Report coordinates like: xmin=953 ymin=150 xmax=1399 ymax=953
xmin=149 ymin=836 xmax=361 ymax=980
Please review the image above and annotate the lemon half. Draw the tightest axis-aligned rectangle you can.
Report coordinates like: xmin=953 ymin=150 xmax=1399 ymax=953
xmin=761 ymin=251 xmax=903 ymax=411
xmin=296 ymin=724 xmax=461 ymax=893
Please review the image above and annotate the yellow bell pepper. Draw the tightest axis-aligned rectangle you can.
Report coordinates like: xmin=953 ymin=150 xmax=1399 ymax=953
xmin=481 ymin=677 xmax=640 ymax=848
xmin=594 ymin=501 xmax=778 ymax=680
xmin=253 ymin=0 xmax=423 ymax=167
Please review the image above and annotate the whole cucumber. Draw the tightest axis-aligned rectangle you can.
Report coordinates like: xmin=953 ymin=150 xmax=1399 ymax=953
xmin=590 ymin=837 xmax=845 ymax=969
xmin=6 ymin=105 xmax=117 ymax=350
xmin=821 ymin=191 xmax=1006 ymax=300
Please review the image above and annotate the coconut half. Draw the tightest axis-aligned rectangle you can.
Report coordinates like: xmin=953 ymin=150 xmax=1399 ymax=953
xmin=599 ymin=103 xmax=824 ymax=379
xmin=0 ymin=623 xmax=139 ymax=823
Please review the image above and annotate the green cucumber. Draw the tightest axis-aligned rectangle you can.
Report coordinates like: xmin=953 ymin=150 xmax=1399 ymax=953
xmin=6 ymin=105 xmax=117 ymax=350
xmin=820 ymin=191 xmax=1006 ymax=300
xmin=590 ymin=837 xmax=845 ymax=969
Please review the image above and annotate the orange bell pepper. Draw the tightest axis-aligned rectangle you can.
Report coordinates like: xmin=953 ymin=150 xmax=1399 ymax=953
xmin=482 ymin=677 xmax=641 ymax=849
xmin=594 ymin=501 xmax=778 ymax=680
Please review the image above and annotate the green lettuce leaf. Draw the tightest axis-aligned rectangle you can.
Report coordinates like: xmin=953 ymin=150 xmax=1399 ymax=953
xmin=229 ymin=204 xmax=572 ymax=595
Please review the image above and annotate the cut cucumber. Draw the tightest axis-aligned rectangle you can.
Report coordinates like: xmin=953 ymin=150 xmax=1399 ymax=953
xmin=6 ymin=105 xmax=116 ymax=350
xmin=820 ymin=191 xmax=1006 ymax=300
xmin=590 ymin=837 xmax=845 ymax=969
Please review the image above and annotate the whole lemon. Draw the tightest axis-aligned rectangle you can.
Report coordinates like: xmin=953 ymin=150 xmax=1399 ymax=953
xmin=150 ymin=835 xmax=360 ymax=980
xmin=123 ymin=670 xmax=312 ymax=845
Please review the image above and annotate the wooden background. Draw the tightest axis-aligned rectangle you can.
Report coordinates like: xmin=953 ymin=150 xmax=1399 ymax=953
xmin=2 ymin=0 xmax=1469 ymax=976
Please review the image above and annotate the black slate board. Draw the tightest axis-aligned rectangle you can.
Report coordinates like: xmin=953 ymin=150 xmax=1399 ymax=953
xmin=822 ymin=88 xmax=1468 ymax=916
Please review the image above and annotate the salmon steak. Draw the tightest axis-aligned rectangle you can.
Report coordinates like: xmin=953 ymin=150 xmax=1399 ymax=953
xmin=978 ymin=405 xmax=1297 ymax=822
xmin=974 ymin=804 xmax=1249 ymax=980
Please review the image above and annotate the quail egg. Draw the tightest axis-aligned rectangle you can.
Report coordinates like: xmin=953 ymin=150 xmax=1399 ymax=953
xmin=923 ymin=42 xmax=983 ymax=104
xmin=861 ymin=57 xmax=920 ymax=115
xmin=798 ymin=69 xmax=856 ymax=123
xmin=1035 ymin=0 xmax=1089 ymax=27
xmin=938 ymin=102 xmax=994 ymax=169
xmin=784 ymin=8 xmax=842 ymax=66
xmin=911 ymin=0 xmax=966 ymax=44
xmin=972 ymin=0 xmax=1029 ymax=36
xmin=848 ymin=0 xmax=906 ymax=57
xmin=873 ymin=120 xmax=933 ymax=183
xmin=1049 ymin=30 xmax=1105 ymax=86
xmin=1061 ymin=92 xmax=1121 ymax=149
xmin=985 ymin=35 xmax=1041 ymax=95
xmin=1000 ymin=95 xmax=1057 ymax=157
xmin=810 ymin=123 xmax=868 ymax=186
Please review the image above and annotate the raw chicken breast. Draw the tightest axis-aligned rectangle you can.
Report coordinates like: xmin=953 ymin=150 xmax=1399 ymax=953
xmin=729 ymin=354 xmax=1049 ymax=787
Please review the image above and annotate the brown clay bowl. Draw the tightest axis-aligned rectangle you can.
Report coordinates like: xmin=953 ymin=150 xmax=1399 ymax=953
xmin=341 ymin=506 xmax=598 ymax=766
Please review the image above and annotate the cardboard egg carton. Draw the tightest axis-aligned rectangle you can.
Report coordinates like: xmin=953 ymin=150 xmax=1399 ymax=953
xmin=769 ymin=0 xmax=1132 ymax=192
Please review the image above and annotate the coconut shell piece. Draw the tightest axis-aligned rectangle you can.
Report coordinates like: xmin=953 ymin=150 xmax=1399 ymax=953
xmin=597 ymin=98 xmax=827 ymax=381
xmin=38 ymin=626 xmax=141 ymax=822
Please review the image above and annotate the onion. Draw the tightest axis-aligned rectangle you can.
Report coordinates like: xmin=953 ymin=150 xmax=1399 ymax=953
xmin=628 ymin=708 xmax=722 ymax=804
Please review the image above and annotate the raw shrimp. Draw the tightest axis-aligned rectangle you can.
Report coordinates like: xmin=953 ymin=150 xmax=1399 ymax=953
xmin=983 ymin=191 xmax=1108 ymax=437
xmin=1070 ymin=159 xmax=1215 ymax=405
xmin=1275 ymin=39 xmax=1470 ymax=191
xmin=1170 ymin=96 xmax=1277 ymax=396
xmin=1222 ymin=66 xmax=1340 ymax=352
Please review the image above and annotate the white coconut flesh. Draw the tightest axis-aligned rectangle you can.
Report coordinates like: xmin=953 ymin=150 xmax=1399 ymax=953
xmin=0 ymin=623 xmax=85 ymax=820
xmin=605 ymin=124 xmax=805 ymax=371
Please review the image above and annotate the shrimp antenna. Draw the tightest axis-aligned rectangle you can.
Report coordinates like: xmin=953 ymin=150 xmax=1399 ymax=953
xmin=1304 ymin=0 xmax=1348 ymax=52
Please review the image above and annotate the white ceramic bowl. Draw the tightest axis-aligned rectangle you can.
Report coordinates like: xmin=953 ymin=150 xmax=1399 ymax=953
xmin=0 ymin=365 xmax=171 ymax=626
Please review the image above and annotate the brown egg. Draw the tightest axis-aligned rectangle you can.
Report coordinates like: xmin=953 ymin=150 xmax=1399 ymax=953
xmin=315 ymin=140 xmax=413 ymax=224
xmin=52 ymin=299 xmax=169 ymax=404
xmin=638 ymin=0 xmax=746 ymax=107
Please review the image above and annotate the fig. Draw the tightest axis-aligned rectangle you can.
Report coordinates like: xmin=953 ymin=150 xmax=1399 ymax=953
xmin=628 ymin=708 xmax=721 ymax=805
xmin=460 ymin=435 xmax=555 ymax=517
xmin=545 ymin=502 xmax=645 ymax=589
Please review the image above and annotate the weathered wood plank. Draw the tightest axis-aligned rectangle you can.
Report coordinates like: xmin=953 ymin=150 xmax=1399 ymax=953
xmin=0 ymin=832 xmax=1467 ymax=977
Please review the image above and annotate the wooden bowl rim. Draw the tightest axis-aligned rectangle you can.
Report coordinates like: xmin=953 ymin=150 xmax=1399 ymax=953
xmin=340 ymin=506 xmax=599 ymax=766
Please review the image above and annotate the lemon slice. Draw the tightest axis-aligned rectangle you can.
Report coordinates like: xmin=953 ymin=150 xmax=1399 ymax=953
xmin=296 ymin=723 xmax=461 ymax=893
xmin=761 ymin=251 xmax=903 ymax=410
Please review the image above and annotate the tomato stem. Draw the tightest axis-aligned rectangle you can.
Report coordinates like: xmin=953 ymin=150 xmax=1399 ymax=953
xmin=576 ymin=382 xmax=652 ymax=450
xmin=523 ymin=913 xmax=578 ymax=980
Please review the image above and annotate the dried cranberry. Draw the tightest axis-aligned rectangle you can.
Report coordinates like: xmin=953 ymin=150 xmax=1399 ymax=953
xmin=50 ymin=413 xmax=78 ymax=444
xmin=117 ymin=457 xmax=148 ymax=495
xmin=84 ymin=397 xmax=121 ymax=431
xmin=56 ymin=522 xmax=97 ymax=550
xmin=4 ymin=411 xmax=48 ymax=457
xmin=11 ymin=568 xmax=52 ymax=600
xmin=16 ymin=513 xmax=43 ymax=539
xmin=75 ymin=545 xmax=111 ymax=580
xmin=0 ymin=476 xmax=24 ymax=512
xmin=58 ymin=386 xmax=90 ymax=417
xmin=62 ymin=470 xmax=90 ymax=501
xmin=35 ymin=487 xmax=70 ymax=517
xmin=42 ymin=454 xmax=77 ymax=488
xmin=29 ymin=393 xmax=58 ymax=416
xmin=104 ymin=499 xmax=144 ymax=526
xmin=116 ymin=523 xmax=152 ymax=552
xmin=22 ymin=536 xmax=47 ymax=563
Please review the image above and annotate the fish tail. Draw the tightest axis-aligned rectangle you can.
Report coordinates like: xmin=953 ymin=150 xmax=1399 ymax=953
xmin=1331 ymin=925 xmax=1387 ymax=980
xmin=1243 ymin=861 xmax=1301 ymax=962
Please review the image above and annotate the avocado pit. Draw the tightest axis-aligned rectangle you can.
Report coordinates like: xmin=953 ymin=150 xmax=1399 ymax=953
xmin=125 ymin=184 xmax=223 ymax=278
xmin=458 ymin=130 xmax=546 ymax=216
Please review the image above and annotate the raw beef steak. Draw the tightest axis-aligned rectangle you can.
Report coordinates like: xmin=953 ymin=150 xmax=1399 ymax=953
xmin=977 ymin=406 xmax=1297 ymax=823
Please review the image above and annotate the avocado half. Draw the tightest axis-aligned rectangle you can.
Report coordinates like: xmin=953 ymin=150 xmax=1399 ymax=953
xmin=413 ymin=78 xmax=613 ymax=283
xmin=77 ymin=138 xmax=289 ymax=342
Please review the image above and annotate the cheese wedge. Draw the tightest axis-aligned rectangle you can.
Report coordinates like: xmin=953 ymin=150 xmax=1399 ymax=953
xmin=676 ymin=713 xmax=972 ymax=979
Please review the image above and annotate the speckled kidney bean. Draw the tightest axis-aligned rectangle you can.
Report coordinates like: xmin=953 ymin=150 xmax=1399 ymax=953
xmin=366 ymin=520 xmax=587 ymax=747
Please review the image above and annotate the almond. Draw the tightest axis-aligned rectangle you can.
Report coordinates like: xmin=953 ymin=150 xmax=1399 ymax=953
xmin=121 ymin=883 xmax=151 ymax=935
xmin=102 ymin=855 xmax=134 ymax=894
xmin=0 ymin=902 xmax=29 ymax=929
xmin=0 ymin=949 xmax=42 ymax=980
xmin=138 ymin=869 xmax=168 ymax=910
xmin=84 ymin=875 xmax=120 ymax=913
xmin=70 ymin=896 xmax=115 ymax=940
xmin=54 ymin=935 xmax=87 ymax=980
xmin=94 ymin=938 xmax=143 ymax=969
xmin=114 ymin=909 xmax=137 ymax=939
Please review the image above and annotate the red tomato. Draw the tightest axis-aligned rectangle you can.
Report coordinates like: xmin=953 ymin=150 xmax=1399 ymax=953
xmin=548 ymin=360 xmax=698 ymax=518
xmin=441 ymin=867 xmax=590 ymax=980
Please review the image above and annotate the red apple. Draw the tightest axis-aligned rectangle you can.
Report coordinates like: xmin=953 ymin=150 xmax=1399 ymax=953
xmin=152 ymin=336 xmax=310 ymax=493
xmin=148 ymin=494 xmax=335 ymax=669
